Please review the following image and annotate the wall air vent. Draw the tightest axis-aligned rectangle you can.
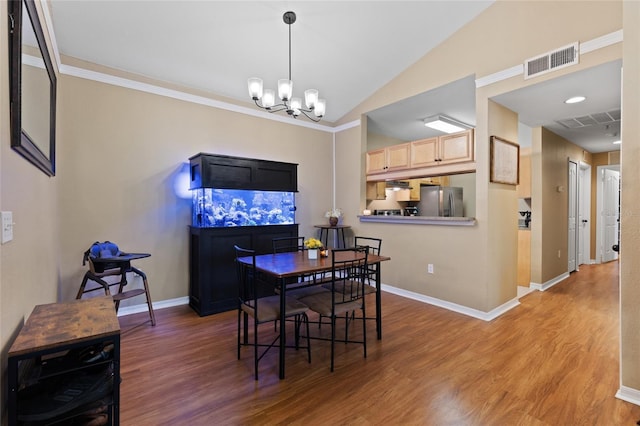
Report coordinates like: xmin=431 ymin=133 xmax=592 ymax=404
xmin=524 ymin=42 xmax=579 ymax=80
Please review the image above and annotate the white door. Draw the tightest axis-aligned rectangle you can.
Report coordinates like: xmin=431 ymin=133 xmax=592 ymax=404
xmin=568 ymin=161 xmax=577 ymax=272
xmin=602 ymin=168 xmax=620 ymax=263
xmin=578 ymin=164 xmax=591 ymax=265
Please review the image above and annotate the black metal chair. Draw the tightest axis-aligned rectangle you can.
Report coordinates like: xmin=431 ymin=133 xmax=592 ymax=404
xmin=272 ymin=237 xmax=329 ymax=300
xmin=235 ymin=245 xmax=311 ymax=380
xmin=272 ymin=236 xmax=305 ymax=253
xmin=76 ymin=241 xmax=156 ymax=326
xmin=298 ymin=246 xmax=369 ymax=372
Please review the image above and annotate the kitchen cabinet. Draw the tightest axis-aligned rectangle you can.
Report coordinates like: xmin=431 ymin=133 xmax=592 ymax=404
xmin=7 ymin=297 xmax=120 ymax=425
xmin=366 ymin=181 xmax=386 ymax=200
xmin=366 ymin=130 xmax=474 ymax=179
xmin=366 ymin=143 xmax=411 ymax=174
xmin=420 ymin=176 xmax=450 ymax=186
xmin=411 ymin=130 xmax=474 ymax=168
xmin=396 ymin=179 xmax=421 ymax=201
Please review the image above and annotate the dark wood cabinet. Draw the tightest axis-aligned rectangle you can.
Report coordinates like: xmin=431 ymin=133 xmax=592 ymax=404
xmin=189 ymin=153 xmax=298 ymax=192
xmin=189 ymin=224 xmax=299 ymax=316
xmin=188 ymin=153 xmax=299 ymax=316
xmin=7 ymin=297 xmax=120 ymax=425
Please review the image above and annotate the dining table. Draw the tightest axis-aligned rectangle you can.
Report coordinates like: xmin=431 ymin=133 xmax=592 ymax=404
xmin=237 ymin=249 xmax=391 ymax=379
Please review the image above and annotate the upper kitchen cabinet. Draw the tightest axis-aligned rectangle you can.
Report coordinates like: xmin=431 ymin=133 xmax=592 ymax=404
xmin=366 ymin=143 xmax=411 ymax=175
xmin=411 ymin=130 xmax=474 ymax=168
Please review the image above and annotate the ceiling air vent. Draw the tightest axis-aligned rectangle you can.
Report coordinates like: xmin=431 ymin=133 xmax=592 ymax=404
xmin=556 ymin=109 xmax=621 ymax=129
xmin=524 ymin=42 xmax=579 ymax=80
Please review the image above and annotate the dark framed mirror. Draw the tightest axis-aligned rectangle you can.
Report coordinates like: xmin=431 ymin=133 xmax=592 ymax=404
xmin=8 ymin=0 xmax=56 ymax=176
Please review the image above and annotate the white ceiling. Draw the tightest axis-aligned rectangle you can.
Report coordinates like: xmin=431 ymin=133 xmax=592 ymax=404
xmin=48 ymin=1 xmax=493 ymax=123
xmin=47 ymin=1 xmax=620 ymax=153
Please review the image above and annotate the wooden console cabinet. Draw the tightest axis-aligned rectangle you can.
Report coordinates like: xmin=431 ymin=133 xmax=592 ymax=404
xmin=7 ymin=297 xmax=121 ymax=425
xmin=189 ymin=224 xmax=299 ymax=316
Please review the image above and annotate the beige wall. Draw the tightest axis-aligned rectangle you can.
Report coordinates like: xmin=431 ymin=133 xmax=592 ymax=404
xmin=532 ymin=128 xmax=590 ymax=284
xmin=620 ymin=0 xmax=640 ymax=391
xmin=1 ymin=0 xmax=60 ymax=416
xmin=56 ymin=75 xmax=334 ymax=304
xmin=337 ymin=1 xmax=622 ymax=313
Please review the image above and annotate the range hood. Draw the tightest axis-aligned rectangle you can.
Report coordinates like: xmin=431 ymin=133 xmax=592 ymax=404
xmin=385 ymin=180 xmax=412 ymax=191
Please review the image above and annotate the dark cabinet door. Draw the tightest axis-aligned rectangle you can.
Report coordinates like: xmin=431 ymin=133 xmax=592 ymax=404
xmin=189 ymin=153 xmax=297 ymax=192
xmin=189 ymin=224 xmax=298 ymax=316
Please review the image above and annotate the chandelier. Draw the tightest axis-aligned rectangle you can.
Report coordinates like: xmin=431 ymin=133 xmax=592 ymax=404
xmin=247 ymin=11 xmax=326 ymax=122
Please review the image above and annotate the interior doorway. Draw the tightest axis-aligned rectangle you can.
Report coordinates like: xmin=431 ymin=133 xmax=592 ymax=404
xmin=596 ymin=165 xmax=620 ymax=263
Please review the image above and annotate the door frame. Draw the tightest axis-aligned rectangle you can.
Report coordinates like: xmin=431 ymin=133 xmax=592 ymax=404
xmin=579 ymin=162 xmax=591 ymax=265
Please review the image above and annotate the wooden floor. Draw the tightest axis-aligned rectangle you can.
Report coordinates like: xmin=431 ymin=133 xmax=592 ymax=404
xmin=118 ymin=261 xmax=640 ymax=425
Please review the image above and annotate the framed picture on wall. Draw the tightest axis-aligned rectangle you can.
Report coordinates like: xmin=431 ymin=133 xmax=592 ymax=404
xmin=490 ymin=136 xmax=519 ymax=185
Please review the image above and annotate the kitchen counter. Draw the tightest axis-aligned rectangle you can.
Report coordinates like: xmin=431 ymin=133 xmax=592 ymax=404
xmin=358 ymin=215 xmax=476 ymax=226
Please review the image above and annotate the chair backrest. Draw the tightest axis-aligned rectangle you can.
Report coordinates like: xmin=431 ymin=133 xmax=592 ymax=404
xmin=330 ymin=246 xmax=369 ymax=305
xmin=272 ymin=236 xmax=305 ymax=254
xmin=234 ymin=245 xmax=259 ymax=312
xmin=354 ymin=236 xmax=381 ymax=256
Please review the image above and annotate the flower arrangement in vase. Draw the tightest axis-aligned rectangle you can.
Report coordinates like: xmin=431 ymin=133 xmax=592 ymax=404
xmin=325 ymin=208 xmax=343 ymax=226
xmin=304 ymin=237 xmax=324 ymax=259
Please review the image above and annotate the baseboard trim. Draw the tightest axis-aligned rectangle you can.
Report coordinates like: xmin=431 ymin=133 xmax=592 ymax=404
xmin=530 ymin=272 xmax=569 ymax=292
xmin=616 ymin=385 xmax=640 ymax=407
xmin=119 ymin=281 xmax=529 ymax=322
xmin=381 ymin=284 xmax=520 ymax=321
xmin=117 ymin=296 xmax=189 ymax=317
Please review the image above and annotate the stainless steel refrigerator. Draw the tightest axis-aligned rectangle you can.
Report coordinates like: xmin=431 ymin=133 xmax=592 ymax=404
xmin=417 ymin=186 xmax=464 ymax=217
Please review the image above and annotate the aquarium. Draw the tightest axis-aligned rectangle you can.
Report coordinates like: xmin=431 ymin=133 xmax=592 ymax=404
xmin=192 ymin=188 xmax=296 ymax=227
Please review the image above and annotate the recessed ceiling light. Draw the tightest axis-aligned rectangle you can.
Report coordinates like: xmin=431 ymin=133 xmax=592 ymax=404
xmin=613 ymin=140 xmax=621 ymax=145
xmin=565 ymin=96 xmax=586 ymax=104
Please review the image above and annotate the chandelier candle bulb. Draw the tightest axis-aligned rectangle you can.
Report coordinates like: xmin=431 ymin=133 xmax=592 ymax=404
xmin=278 ymin=79 xmax=292 ymax=101
xmin=262 ymin=90 xmax=275 ymax=108
xmin=305 ymin=89 xmax=318 ymax=109
xmin=248 ymin=78 xmax=263 ymax=99
xmin=315 ymin=99 xmax=326 ymax=117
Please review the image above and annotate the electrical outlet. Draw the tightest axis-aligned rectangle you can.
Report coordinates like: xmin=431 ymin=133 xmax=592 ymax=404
xmin=428 ymin=264 xmax=434 ymax=274
xmin=2 ymin=211 xmax=13 ymax=244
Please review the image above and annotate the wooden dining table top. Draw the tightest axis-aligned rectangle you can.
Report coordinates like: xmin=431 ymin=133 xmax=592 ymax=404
xmin=238 ymin=250 xmax=391 ymax=279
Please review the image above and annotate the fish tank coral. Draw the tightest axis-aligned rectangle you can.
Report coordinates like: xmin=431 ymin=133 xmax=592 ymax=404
xmin=192 ymin=188 xmax=296 ymax=227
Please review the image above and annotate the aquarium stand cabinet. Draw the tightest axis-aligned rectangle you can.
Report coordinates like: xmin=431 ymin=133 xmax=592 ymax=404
xmin=189 ymin=224 xmax=298 ymax=316
xmin=7 ymin=297 xmax=121 ymax=425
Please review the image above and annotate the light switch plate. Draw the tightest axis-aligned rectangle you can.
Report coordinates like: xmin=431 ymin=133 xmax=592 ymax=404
xmin=2 ymin=211 xmax=13 ymax=243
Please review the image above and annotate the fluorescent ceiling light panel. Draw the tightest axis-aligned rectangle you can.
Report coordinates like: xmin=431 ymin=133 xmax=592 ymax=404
xmin=423 ymin=115 xmax=469 ymax=134
xmin=613 ymin=140 xmax=621 ymax=145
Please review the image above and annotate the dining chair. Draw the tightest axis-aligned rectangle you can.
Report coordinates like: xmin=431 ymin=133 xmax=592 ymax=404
xmin=235 ymin=245 xmax=311 ymax=380
xmin=354 ymin=236 xmax=382 ymax=294
xmin=298 ymin=246 xmax=369 ymax=372
xmin=272 ymin=237 xmax=329 ymax=301
xmin=272 ymin=236 xmax=305 ymax=253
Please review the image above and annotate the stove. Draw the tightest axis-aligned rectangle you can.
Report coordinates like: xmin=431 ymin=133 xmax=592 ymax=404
xmin=373 ymin=209 xmax=403 ymax=216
